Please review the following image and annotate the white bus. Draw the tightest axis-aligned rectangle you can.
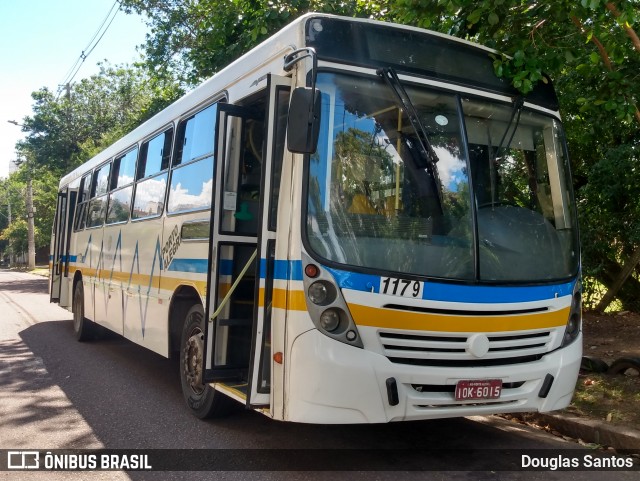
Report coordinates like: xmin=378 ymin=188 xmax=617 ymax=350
xmin=50 ymin=13 xmax=582 ymax=423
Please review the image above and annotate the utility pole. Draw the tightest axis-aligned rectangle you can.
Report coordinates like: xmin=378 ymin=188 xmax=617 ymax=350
xmin=26 ymin=173 xmax=35 ymax=270
xmin=7 ymin=199 xmax=12 ymax=268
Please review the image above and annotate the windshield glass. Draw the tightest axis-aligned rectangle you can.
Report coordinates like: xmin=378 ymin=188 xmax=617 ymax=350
xmin=305 ymin=72 xmax=579 ymax=283
xmin=463 ymin=98 xmax=578 ymax=281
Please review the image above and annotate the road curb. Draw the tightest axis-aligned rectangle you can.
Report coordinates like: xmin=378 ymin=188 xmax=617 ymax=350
xmin=509 ymin=412 xmax=640 ymax=451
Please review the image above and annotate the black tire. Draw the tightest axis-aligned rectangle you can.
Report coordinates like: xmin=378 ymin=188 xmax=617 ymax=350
xmin=180 ymin=304 xmax=235 ymax=418
xmin=607 ymin=357 xmax=640 ymax=376
xmin=580 ymin=356 xmax=609 ymax=373
xmin=72 ymin=281 xmax=94 ymax=341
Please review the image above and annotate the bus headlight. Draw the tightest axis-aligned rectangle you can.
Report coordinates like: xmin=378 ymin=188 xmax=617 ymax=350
xmin=308 ymin=281 xmax=336 ymax=306
xmin=562 ymin=288 xmax=582 ymax=347
xmin=319 ymin=308 xmax=342 ymax=332
xmin=302 ymin=253 xmax=363 ymax=348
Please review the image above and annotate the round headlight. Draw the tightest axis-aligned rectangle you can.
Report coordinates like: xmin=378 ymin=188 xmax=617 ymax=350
xmin=308 ymin=282 xmax=329 ymax=305
xmin=319 ymin=309 xmax=341 ymax=332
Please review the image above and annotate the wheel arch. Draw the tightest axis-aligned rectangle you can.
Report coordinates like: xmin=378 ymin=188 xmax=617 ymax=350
xmin=169 ymin=284 xmax=204 ymax=358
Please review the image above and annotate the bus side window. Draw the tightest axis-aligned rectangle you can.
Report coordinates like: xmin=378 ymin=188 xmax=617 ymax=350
xmin=106 ymin=147 xmax=137 ymax=225
xmin=167 ymin=105 xmax=216 ymax=214
xmin=132 ymin=128 xmax=173 ymax=220
xmin=86 ymin=161 xmax=111 ymax=228
xmin=173 ymin=104 xmax=216 ymax=167
xmin=73 ymin=173 xmax=92 ymax=231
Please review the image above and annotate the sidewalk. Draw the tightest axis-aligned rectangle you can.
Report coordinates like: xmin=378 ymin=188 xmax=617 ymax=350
xmin=506 ymin=412 xmax=640 ymax=451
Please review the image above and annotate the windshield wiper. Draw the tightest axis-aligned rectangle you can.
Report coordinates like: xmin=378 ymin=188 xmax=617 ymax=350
xmin=496 ymin=96 xmax=525 ymax=156
xmin=489 ymin=96 xmax=524 ymax=206
xmin=377 ymin=67 xmax=443 ymax=208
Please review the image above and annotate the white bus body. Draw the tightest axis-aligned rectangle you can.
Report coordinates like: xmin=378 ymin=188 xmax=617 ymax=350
xmin=50 ymin=13 xmax=582 ymax=423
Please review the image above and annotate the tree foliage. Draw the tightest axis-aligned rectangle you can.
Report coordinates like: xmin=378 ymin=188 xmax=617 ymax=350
xmin=119 ymin=0 xmax=383 ymax=85
xmin=1 ymin=63 xmax=179 ymax=259
xmin=17 ymin=63 xmax=179 ymax=176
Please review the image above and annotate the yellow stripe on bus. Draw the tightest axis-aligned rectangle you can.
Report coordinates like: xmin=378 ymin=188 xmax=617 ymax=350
xmin=69 ymin=266 xmax=206 ymax=296
xmin=348 ymin=303 xmax=570 ymax=333
xmin=272 ymin=288 xmax=307 ymax=311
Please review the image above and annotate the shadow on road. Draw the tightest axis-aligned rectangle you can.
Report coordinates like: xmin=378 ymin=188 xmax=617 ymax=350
xmin=0 ymin=274 xmax=49 ymax=295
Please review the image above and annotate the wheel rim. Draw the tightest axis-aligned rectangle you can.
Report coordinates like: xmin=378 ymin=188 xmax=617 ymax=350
xmin=183 ymin=315 xmax=205 ymax=395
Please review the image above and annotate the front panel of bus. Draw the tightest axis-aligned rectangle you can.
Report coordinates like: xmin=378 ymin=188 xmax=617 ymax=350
xmin=283 ymin=17 xmax=581 ymax=423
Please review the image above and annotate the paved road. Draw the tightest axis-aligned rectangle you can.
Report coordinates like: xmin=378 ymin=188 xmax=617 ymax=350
xmin=0 ymin=269 xmax=636 ymax=480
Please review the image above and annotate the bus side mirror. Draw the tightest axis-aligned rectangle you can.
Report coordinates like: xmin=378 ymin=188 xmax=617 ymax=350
xmin=287 ymin=87 xmax=321 ymax=154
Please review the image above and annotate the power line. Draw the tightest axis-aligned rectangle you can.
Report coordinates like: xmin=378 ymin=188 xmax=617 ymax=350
xmin=57 ymin=0 xmax=121 ymax=95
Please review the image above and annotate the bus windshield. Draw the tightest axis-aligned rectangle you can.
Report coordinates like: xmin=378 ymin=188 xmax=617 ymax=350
xmin=305 ymin=72 xmax=579 ymax=283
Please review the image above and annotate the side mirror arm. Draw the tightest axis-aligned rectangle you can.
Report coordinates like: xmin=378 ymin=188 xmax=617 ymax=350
xmin=283 ymin=48 xmax=322 ymax=154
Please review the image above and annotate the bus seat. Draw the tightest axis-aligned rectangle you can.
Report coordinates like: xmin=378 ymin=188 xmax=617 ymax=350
xmin=348 ymin=194 xmax=377 ymax=214
xmin=382 ymin=196 xmax=402 ymax=216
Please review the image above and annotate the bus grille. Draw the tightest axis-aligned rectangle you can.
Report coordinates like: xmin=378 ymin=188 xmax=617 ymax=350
xmin=379 ymin=330 xmax=553 ymax=367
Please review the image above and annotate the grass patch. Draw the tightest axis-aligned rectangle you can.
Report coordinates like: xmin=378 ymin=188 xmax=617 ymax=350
xmin=568 ymin=373 xmax=640 ymax=427
xmin=29 ymin=267 xmax=50 ymax=277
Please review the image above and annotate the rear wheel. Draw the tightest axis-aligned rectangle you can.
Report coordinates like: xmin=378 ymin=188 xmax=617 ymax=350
xmin=180 ymin=303 xmax=235 ymax=418
xmin=72 ymin=281 xmax=94 ymax=341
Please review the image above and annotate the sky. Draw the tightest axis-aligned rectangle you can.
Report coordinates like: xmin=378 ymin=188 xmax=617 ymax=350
xmin=0 ymin=0 xmax=149 ymax=179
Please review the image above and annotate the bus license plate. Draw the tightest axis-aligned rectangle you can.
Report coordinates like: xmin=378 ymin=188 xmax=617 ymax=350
xmin=455 ymin=379 xmax=502 ymax=401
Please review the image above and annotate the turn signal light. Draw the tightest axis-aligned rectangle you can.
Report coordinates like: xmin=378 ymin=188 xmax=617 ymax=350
xmin=305 ymin=264 xmax=320 ymax=278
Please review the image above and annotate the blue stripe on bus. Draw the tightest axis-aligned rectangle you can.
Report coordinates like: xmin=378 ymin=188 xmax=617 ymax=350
xmin=166 ymin=258 xmax=208 ymax=273
xmin=323 ymin=266 xmax=575 ymax=303
xmin=164 ymin=256 xmax=573 ymax=304
xmin=165 ymin=258 xmax=235 ymax=275
xmin=260 ymin=259 xmax=303 ymax=281
xmin=50 ymin=255 xmax=78 ymax=262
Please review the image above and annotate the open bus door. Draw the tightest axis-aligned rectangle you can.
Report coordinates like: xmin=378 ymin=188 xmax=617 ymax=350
xmin=204 ymin=75 xmax=291 ymax=408
xmin=50 ymin=187 xmax=77 ymax=305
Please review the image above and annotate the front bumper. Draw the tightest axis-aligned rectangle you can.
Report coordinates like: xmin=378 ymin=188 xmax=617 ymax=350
xmin=286 ymin=329 xmax=582 ymax=423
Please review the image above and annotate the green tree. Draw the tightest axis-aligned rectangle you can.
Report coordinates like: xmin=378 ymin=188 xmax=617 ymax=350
xmin=0 ymin=164 xmax=58 ymax=258
xmin=0 ymin=219 xmax=30 ymax=258
xmin=17 ymin=63 xmax=178 ymax=176
xmin=0 ymin=172 xmax=27 ymax=260
xmin=119 ymin=0 xmax=383 ymax=85
xmin=4 ymin=63 xmax=178 ymax=262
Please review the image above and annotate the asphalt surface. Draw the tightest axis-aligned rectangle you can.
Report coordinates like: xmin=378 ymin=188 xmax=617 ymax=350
xmin=0 ymin=269 xmax=637 ymax=480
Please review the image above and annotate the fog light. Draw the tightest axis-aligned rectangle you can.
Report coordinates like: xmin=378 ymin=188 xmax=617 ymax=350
xmin=319 ymin=309 xmax=340 ymax=332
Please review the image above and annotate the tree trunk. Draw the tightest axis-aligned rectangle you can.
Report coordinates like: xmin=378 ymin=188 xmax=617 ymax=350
xmin=597 ymin=250 xmax=640 ymax=312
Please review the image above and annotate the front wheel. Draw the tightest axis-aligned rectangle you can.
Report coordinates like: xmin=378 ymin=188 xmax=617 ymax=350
xmin=180 ymin=304 xmax=234 ymax=418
